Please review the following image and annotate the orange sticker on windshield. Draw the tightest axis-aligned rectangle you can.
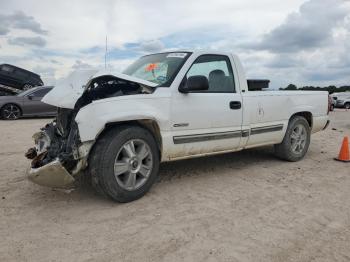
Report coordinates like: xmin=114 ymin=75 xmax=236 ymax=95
xmin=145 ymin=63 xmax=158 ymax=72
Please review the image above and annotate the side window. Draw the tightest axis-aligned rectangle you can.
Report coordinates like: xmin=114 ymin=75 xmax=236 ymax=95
xmin=32 ymin=88 xmax=50 ymax=97
xmin=15 ymin=70 xmax=29 ymax=79
xmin=185 ymin=55 xmax=235 ymax=93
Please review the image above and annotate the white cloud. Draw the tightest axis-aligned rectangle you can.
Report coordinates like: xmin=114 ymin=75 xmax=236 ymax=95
xmin=1 ymin=0 xmax=304 ymax=50
xmin=8 ymin=36 xmax=46 ymax=47
xmin=250 ymin=0 xmax=349 ymax=53
xmin=0 ymin=10 xmax=47 ymax=35
xmin=139 ymin=40 xmax=164 ymax=53
xmin=72 ymin=60 xmax=94 ymax=70
xmin=0 ymin=0 xmax=349 ymax=88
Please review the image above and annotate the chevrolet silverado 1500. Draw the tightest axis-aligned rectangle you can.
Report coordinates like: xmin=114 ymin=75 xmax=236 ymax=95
xmin=25 ymin=51 xmax=330 ymax=202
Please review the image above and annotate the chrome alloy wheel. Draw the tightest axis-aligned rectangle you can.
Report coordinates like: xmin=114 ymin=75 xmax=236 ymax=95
xmin=2 ymin=104 xmax=21 ymax=119
xmin=290 ymin=124 xmax=307 ymax=154
xmin=114 ymin=139 xmax=153 ymax=191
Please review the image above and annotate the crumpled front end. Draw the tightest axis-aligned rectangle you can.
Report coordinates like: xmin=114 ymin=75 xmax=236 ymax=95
xmin=25 ymin=109 xmax=91 ymax=188
xmin=25 ymin=70 xmax=155 ymax=188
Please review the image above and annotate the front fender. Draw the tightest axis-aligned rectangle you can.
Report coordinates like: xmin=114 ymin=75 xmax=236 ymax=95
xmin=75 ymin=96 xmax=170 ymax=142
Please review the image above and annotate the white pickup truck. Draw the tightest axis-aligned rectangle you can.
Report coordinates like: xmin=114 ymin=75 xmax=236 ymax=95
xmin=26 ymin=51 xmax=330 ymax=202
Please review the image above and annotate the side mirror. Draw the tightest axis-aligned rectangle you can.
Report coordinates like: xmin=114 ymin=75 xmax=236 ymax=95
xmin=28 ymin=95 xmax=33 ymax=100
xmin=179 ymin=75 xmax=209 ymax=93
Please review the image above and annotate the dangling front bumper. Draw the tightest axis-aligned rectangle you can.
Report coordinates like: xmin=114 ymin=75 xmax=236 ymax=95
xmin=25 ymin=123 xmax=93 ymax=189
xmin=27 ymin=158 xmax=75 ymax=188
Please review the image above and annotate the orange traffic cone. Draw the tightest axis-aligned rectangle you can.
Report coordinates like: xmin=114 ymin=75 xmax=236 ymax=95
xmin=335 ymin=136 xmax=350 ymax=162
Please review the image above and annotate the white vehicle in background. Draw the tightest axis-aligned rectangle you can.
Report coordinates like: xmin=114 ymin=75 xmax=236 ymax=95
xmin=331 ymin=92 xmax=350 ymax=109
xmin=25 ymin=51 xmax=330 ymax=202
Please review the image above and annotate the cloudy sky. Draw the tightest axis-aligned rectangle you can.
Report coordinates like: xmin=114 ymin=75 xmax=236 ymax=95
xmin=0 ymin=0 xmax=349 ymax=88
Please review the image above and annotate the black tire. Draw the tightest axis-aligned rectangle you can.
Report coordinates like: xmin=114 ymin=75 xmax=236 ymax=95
xmin=345 ymin=103 xmax=350 ymax=110
xmin=88 ymin=125 xmax=160 ymax=203
xmin=0 ymin=103 xmax=21 ymax=120
xmin=274 ymin=116 xmax=311 ymax=162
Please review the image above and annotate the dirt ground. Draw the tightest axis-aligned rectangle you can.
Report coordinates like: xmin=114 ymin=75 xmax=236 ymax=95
xmin=0 ymin=111 xmax=349 ymax=262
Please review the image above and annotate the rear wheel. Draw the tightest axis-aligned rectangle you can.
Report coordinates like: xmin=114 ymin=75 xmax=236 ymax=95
xmin=274 ymin=116 xmax=311 ymax=162
xmin=345 ymin=103 xmax=350 ymax=110
xmin=89 ymin=125 xmax=159 ymax=202
xmin=0 ymin=104 xmax=21 ymax=120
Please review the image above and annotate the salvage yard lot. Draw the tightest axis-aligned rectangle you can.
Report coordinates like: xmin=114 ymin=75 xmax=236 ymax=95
xmin=0 ymin=111 xmax=349 ymax=262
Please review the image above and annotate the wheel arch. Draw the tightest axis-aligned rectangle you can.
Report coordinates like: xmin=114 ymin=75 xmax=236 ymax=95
xmin=98 ymin=119 xmax=163 ymax=157
xmin=290 ymin=111 xmax=312 ymax=128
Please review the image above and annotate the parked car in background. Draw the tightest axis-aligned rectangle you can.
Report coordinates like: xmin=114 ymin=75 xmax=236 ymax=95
xmin=331 ymin=93 xmax=350 ymax=109
xmin=0 ymin=86 xmax=56 ymax=120
xmin=0 ymin=64 xmax=44 ymax=94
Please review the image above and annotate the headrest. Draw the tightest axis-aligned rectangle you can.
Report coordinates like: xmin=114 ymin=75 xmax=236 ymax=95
xmin=209 ymin=70 xmax=225 ymax=79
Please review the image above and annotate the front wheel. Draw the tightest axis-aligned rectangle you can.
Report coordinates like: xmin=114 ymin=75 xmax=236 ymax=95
xmin=274 ymin=116 xmax=311 ymax=162
xmin=1 ymin=104 xmax=21 ymax=120
xmin=345 ymin=103 xmax=350 ymax=110
xmin=89 ymin=125 xmax=160 ymax=203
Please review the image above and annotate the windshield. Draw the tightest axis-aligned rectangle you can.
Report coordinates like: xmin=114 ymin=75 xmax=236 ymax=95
xmin=123 ymin=52 xmax=191 ymax=87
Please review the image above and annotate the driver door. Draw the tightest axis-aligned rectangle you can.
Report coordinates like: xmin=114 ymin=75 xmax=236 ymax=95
xmin=169 ymin=54 xmax=243 ymax=159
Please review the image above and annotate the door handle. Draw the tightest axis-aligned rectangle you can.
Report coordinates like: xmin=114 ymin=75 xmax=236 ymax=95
xmin=230 ymin=101 xmax=241 ymax=110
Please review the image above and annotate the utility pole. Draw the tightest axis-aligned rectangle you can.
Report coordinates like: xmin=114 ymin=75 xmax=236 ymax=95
xmin=105 ymin=35 xmax=107 ymax=69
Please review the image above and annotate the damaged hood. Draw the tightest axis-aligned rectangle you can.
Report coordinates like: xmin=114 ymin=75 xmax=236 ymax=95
xmin=42 ymin=69 xmax=158 ymax=109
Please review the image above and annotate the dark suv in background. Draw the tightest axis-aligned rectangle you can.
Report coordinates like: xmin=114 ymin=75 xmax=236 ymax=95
xmin=0 ymin=64 xmax=44 ymax=94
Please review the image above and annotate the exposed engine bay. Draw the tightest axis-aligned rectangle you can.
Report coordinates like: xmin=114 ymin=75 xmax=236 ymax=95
xmin=75 ymin=75 xmax=153 ymax=109
xmin=25 ymin=75 xmax=154 ymax=187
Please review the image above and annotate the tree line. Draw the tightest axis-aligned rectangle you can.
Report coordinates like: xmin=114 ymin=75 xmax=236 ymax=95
xmin=279 ymin=84 xmax=350 ymax=94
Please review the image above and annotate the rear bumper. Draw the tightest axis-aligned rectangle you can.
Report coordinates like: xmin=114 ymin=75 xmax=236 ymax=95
xmin=27 ymin=159 xmax=75 ymax=188
xmin=312 ymin=115 xmax=329 ymax=133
